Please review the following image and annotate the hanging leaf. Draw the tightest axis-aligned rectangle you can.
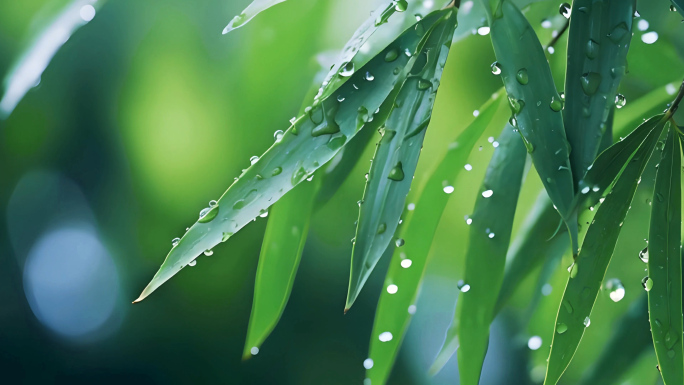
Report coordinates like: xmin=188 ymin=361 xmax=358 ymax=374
xmin=133 ymin=10 xmax=451 ymax=302
xmin=430 ymin=122 xmax=528 ymax=380
xmin=563 ymin=0 xmax=634 ymax=186
xmin=365 ymin=91 xmax=506 ymax=385
xmin=486 ymin=0 xmax=578 ymax=253
xmin=646 ymin=125 xmax=683 ymax=385
xmin=544 ymin=115 xmax=666 ymax=385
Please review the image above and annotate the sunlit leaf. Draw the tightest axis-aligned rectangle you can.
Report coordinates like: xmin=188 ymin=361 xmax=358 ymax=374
xmin=134 ymin=11 xmax=451 ymax=302
xmin=365 ymin=91 xmax=506 ymax=385
xmin=346 ymin=9 xmax=458 ymax=310
xmin=647 ymin=125 xmax=683 ymax=385
xmin=430 ymin=122 xmax=528 ymax=380
xmin=0 ymin=0 xmax=104 ymax=119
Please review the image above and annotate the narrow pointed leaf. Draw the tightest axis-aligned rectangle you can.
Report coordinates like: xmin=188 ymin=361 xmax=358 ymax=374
xmin=563 ymin=0 xmax=634 ymax=186
xmin=544 ymin=115 xmax=666 ymax=385
xmin=0 ymin=0 xmax=105 ymax=119
xmin=647 ymin=126 xmax=683 ymax=385
xmin=222 ymin=0 xmax=287 ymax=35
xmin=579 ymin=295 xmax=652 ymax=385
xmin=430 ymin=123 xmax=528 ymax=380
xmin=486 ymin=0 xmax=578 ymax=253
xmin=347 ymin=9 xmax=458 ymax=309
xmin=495 ymin=191 xmax=567 ymax=313
xmin=365 ymin=92 xmax=506 ymax=385
xmin=134 ymin=12 xmax=449 ymax=302
xmin=243 ymin=177 xmax=319 ymax=359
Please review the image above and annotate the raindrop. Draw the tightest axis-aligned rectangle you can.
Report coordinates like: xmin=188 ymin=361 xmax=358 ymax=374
xmin=385 ymin=48 xmax=399 ymax=62
xmin=465 ymin=216 xmax=473 ymax=225
xmin=365 ymin=71 xmax=375 ymax=81
xmin=388 ymin=162 xmax=405 ymax=181
xmin=188 ymin=259 xmax=197 ymax=267
xmin=339 ymin=62 xmax=355 ymax=77
xmin=547 ymin=46 xmax=555 ymax=54
xmin=443 ymin=185 xmax=455 ymax=194
xmin=639 ymin=246 xmax=649 ymax=263
xmin=172 ymin=237 xmax=180 ymax=247
xmin=222 ymin=232 xmax=233 ymax=242
xmin=395 ymin=238 xmax=405 ymax=247
xmin=568 ymin=262 xmax=578 ymax=278
xmin=550 ymin=96 xmax=563 ymax=112
xmin=583 ymin=317 xmax=591 ymax=327
xmin=605 ymin=278 xmax=625 ymax=302
xmin=273 ymin=130 xmax=284 ymax=142
xmin=417 ymin=79 xmax=432 ymax=90
xmin=204 ymin=249 xmax=213 ymax=256
xmin=482 ymin=189 xmax=493 ymax=198
xmin=491 ymin=61 xmax=502 ymax=75
xmin=556 ymin=323 xmax=568 ymax=334
xmin=585 ymin=39 xmax=599 ymax=59
xmin=581 ymin=72 xmax=602 ymax=95
xmin=250 ymin=156 xmax=259 ymax=165
xmin=198 ymin=205 xmax=219 ymax=223
xmin=387 ymin=284 xmax=398 ymax=294
xmin=395 ymin=0 xmax=408 ymax=12
xmin=670 ymin=4 xmax=677 ymax=12
xmin=377 ymin=223 xmax=387 ymax=234
xmin=615 ymin=94 xmax=627 ymax=108
xmin=642 ymin=276 xmax=653 ymax=291
xmin=516 ymin=69 xmax=529 ymax=85
xmin=272 ymin=167 xmax=283 ymax=176
xmin=559 ymin=3 xmax=571 ymax=18
xmin=337 ymin=95 xmax=345 ymax=102
xmin=401 ymin=259 xmax=412 ymax=268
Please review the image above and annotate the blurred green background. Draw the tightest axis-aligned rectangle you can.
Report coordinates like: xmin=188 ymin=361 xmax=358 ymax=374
xmin=0 ymin=0 xmax=683 ymax=384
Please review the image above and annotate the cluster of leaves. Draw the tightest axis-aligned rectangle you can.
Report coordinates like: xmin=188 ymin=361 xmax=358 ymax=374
xmin=5 ymin=0 xmax=683 ymax=384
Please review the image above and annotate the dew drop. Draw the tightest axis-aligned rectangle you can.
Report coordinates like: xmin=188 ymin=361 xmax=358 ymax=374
xmin=188 ymin=259 xmax=197 ymax=267
xmin=580 ymin=72 xmax=602 ymax=95
xmin=339 ymin=62 xmax=355 ymax=77
xmin=395 ymin=238 xmax=405 ymax=247
xmin=583 ymin=317 xmax=591 ymax=327
xmin=642 ymin=276 xmax=653 ymax=291
xmin=516 ymin=69 xmax=529 ymax=85
xmin=639 ymin=246 xmax=649 ymax=263
xmin=273 ymin=130 xmax=284 ymax=142
xmin=198 ymin=205 xmax=219 ymax=223
xmin=272 ymin=167 xmax=283 ymax=176
xmin=491 ymin=61 xmax=502 ymax=75
xmin=365 ymin=71 xmax=375 ymax=81
xmin=388 ymin=162 xmax=405 ymax=181
xmin=559 ymin=3 xmax=571 ymax=18
xmin=172 ymin=237 xmax=180 ymax=247
xmin=458 ymin=280 xmax=471 ymax=292
xmin=550 ymin=96 xmax=563 ymax=112
xmin=385 ymin=48 xmax=399 ymax=62
xmin=556 ymin=323 xmax=568 ymax=334
xmin=615 ymin=94 xmax=627 ymax=108
xmin=250 ymin=156 xmax=260 ymax=165
xmin=204 ymin=249 xmax=213 ymax=256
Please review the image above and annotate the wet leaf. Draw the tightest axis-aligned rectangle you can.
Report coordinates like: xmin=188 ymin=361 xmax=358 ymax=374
xmin=222 ymin=0 xmax=288 ymax=35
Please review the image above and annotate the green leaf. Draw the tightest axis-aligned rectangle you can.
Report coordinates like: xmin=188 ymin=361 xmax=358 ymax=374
xmin=672 ymin=0 xmax=684 ymax=18
xmin=365 ymin=91 xmax=506 ymax=385
xmin=222 ymin=0 xmax=287 ymax=35
xmin=430 ymin=122 xmax=528 ymax=381
xmin=0 ymin=0 xmax=106 ymax=119
xmin=647 ymin=125 xmax=683 ymax=385
xmin=544 ymin=115 xmax=666 ymax=385
xmin=563 ymin=0 xmax=634 ymax=187
xmin=486 ymin=0 xmax=578 ymax=253
xmin=134 ymin=11 xmax=450 ymax=302
xmin=579 ymin=295 xmax=652 ymax=385
xmin=346 ymin=8 xmax=458 ymax=310
xmin=242 ymin=176 xmax=319 ymax=359
xmin=494 ymin=191 xmax=567 ymax=313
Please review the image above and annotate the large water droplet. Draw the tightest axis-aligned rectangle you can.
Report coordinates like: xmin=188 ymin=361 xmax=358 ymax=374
xmin=585 ymin=39 xmax=599 ymax=59
xmin=204 ymin=249 xmax=213 ymax=256
xmin=556 ymin=323 xmax=568 ymax=334
xmin=615 ymin=94 xmax=627 ymax=108
xmin=339 ymin=62 xmax=355 ymax=77
xmin=365 ymin=71 xmax=375 ymax=81
xmin=250 ymin=156 xmax=259 ymax=165
xmin=273 ymin=130 xmax=284 ymax=142
xmin=581 ymin=72 xmax=602 ymax=95
xmin=508 ymin=96 xmax=525 ymax=114
xmin=377 ymin=223 xmax=387 ymax=234
xmin=639 ymin=247 xmax=649 ymax=263
xmin=188 ymin=259 xmax=196 ymax=267
xmin=491 ymin=61 xmax=502 ymax=75
xmin=395 ymin=0 xmax=408 ymax=12
xmin=516 ymin=69 xmax=529 ymax=85
xmin=550 ymin=96 xmax=563 ymax=112
xmin=172 ymin=237 xmax=180 ymax=247
xmin=642 ymin=276 xmax=653 ymax=291
xmin=559 ymin=3 xmax=571 ymax=18
xmin=457 ymin=280 xmax=471 ymax=292
xmin=417 ymin=79 xmax=432 ymax=90
xmin=385 ymin=48 xmax=399 ymax=62
xmin=608 ymin=22 xmax=629 ymax=43
xmin=583 ymin=317 xmax=591 ymax=327
xmin=395 ymin=238 xmax=405 ymax=247
xmin=388 ymin=162 xmax=405 ymax=181
xmin=198 ymin=205 xmax=219 ymax=223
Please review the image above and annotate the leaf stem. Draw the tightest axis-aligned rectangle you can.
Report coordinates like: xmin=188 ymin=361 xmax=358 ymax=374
xmin=544 ymin=19 xmax=569 ymax=51
xmin=666 ymin=78 xmax=684 ymax=117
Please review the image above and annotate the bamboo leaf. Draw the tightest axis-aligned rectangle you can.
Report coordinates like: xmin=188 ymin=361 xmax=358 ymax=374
xmin=563 ymin=0 xmax=634 ymax=187
xmin=579 ymin=295 xmax=652 ymax=385
xmin=430 ymin=122 xmax=528 ymax=381
xmin=544 ymin=115 xmax=667 ymax=385
xmin=222 ymin=0 xmax=287 ymax=35
xmin=486 ymin=0 xmax=579 ymax=253
xmin=672 ymin=1 xmax=684 ymax=18
xmin=242 ymin=176 xmax=320 ymax=359
xmin=647 ymin=125 xmax=683 ymax=385
xmin=495 ymin=191 xmax=567 ymax=313
xmin=133 ymin=11 xmax=451 ymax=302
xmin=0 ymin=0 xmax=105 ymax=119
xmin=346 ymin=9 xmax=458 ymax=310
xmin=365 ymin=91 xmax=506 ymax=385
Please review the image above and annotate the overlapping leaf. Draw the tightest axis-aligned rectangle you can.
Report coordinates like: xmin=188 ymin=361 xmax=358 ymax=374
xmin=646 ymin=125 xmax=683 ymax=385
xmin=544 ymin=115 xmax=666 ymax=385
xmin=485 ymin=0 xmax=578 ymax=253
xmin=365 ymin=92 xmax=506 ymax=385
xmin=134 ymin=11 xmax=451 ymax=302
xmin=563 ymin=0 xmax=633 ymax=187
xmin=347 ymin=9 xmax=458 ymax=310
xmin=430 ymin=123 xmax=528 ymax=381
